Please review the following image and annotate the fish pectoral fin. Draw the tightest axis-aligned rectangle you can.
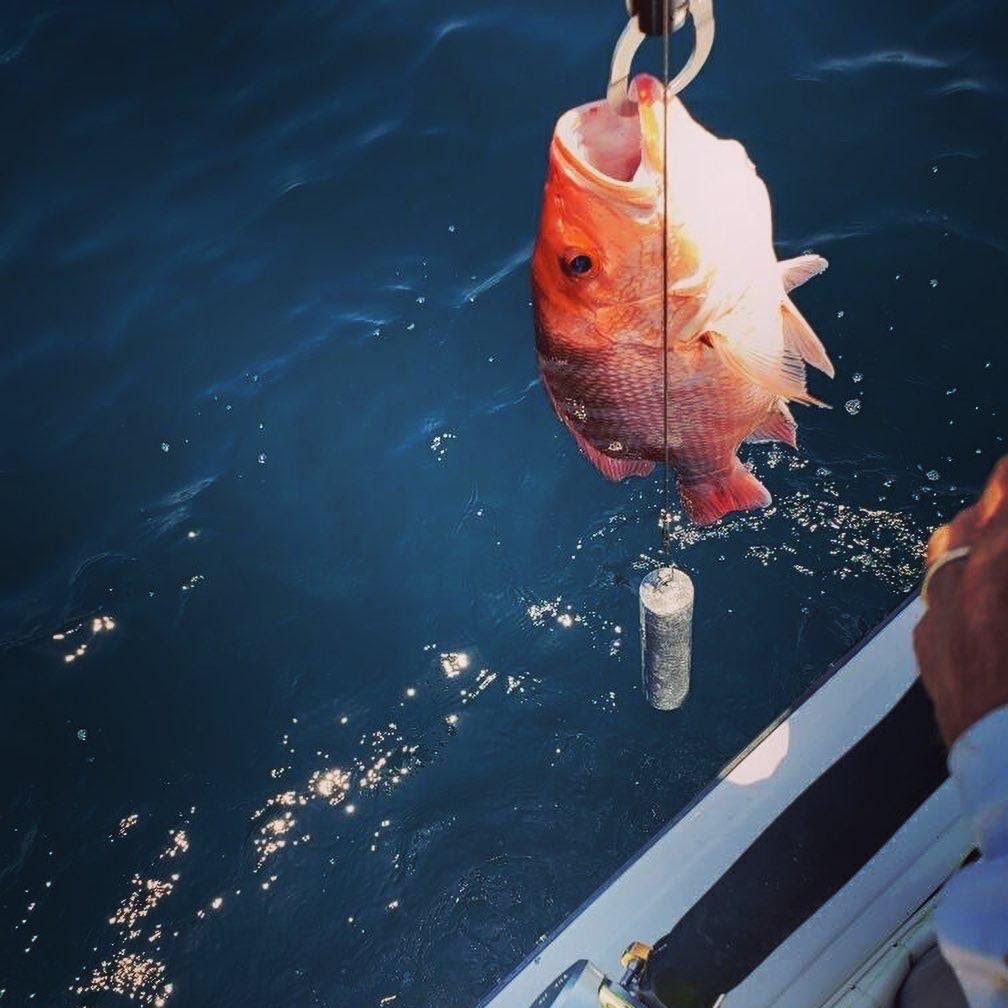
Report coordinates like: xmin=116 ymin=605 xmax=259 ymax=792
xmin=746 ymin=399 xmax=797 ymax=448
xmin=568 ymin=426 xmax=654 ymax=482
xmin=705 ymin=330 xmax=830 ymax=408
xmin=779 ymin=254 xmax=828 ymax=292
xmin=781 ymin=297 xmax=835 ymax=377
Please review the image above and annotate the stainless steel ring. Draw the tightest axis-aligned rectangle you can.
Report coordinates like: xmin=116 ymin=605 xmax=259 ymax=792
xmin=607 ymin=0 xmax=716 ymax=111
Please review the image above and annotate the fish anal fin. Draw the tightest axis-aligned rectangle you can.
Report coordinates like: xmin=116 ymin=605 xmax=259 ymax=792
xmin=569 ymin=426 xmax=654 ymax=481
xmin=780 ymin=254 xmax=828 ymax=292
xmin=782 ymin=297 xmax=835 ymax=378
xmin=678 ymin=459 xmax=772 ymax=525
xmin=706 ymin=330 xmax=829 ymax=408
xmin=746 ymin=400 xmax=797 ymax=448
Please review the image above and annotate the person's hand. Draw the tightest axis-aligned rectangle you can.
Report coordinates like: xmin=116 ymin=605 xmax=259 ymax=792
xmin=914 ymin=455 xmax=1008 ymax=748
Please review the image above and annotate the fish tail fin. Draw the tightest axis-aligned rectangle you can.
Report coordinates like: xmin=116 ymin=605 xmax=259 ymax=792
xmin=678 ymin=459 xmax=772 ymax=526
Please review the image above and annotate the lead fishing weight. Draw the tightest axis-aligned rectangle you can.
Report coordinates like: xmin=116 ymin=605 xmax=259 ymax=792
xmin=640 ymin=566 xmax=694 ymax=709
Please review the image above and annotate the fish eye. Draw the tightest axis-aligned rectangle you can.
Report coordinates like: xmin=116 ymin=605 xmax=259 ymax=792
xmin=563 ymin=253 xmax=594 ymax=277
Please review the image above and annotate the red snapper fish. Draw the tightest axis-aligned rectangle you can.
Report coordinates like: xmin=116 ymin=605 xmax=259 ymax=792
xmin=532 ymin=74 xmax=833 ymax=525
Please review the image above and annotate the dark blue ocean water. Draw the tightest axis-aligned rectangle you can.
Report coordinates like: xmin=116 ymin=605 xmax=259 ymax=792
xmin=1 ymin=1 xmax=1005 ymax=1005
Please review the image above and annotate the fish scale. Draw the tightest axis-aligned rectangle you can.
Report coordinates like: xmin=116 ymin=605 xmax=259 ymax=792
xmin=540 ymin=342 xmax=772 ymax=469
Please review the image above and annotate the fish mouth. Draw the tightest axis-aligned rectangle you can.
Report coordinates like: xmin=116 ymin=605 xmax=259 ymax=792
xmin=554 ymin=73 xmax=667 ymax=195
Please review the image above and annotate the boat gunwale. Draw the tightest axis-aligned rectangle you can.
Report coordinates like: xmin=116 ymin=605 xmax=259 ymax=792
xmin=474 ymin=587 xmax=922 ymax=1008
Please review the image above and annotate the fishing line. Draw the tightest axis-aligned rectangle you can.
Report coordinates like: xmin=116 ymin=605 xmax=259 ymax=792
xmin=636 ymin=0 xmax=715 ymax=710
xmin=661 ymin=0 xmax=672 ymax=559
xmin=608 ymin=3 xmax=713 ymax=709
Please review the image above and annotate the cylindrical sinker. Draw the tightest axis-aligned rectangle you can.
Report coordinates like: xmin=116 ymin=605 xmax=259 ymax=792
xmin=639 ymin=566 xmax=694 ymax=709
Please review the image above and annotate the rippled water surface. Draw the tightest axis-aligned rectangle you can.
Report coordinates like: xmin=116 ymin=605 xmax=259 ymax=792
xmin=2 ymin=1 xmax=1006 ymax=1005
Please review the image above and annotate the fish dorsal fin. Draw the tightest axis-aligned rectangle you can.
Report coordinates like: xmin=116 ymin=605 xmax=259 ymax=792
xmin=780 ymin=254 xmax=828 ymax=292
xmin=781 ymin=297 xmax=835 ymax=377
xmin=746 ymin=399 xmax=797 ymax=447
xmin=705 ymin=330 xmax=829 ymax=408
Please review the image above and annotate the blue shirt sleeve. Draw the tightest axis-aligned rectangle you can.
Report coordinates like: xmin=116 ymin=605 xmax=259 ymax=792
xmin=935 ymin=704 xmax=1008 ymax=1008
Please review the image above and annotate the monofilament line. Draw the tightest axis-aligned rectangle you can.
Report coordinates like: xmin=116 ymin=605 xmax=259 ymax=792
xmin=661 ymin=0 xmax=671 ymax=559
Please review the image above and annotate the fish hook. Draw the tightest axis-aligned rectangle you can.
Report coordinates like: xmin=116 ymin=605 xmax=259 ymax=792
xmin=607 ymin=0 xmax=716 ymax=112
